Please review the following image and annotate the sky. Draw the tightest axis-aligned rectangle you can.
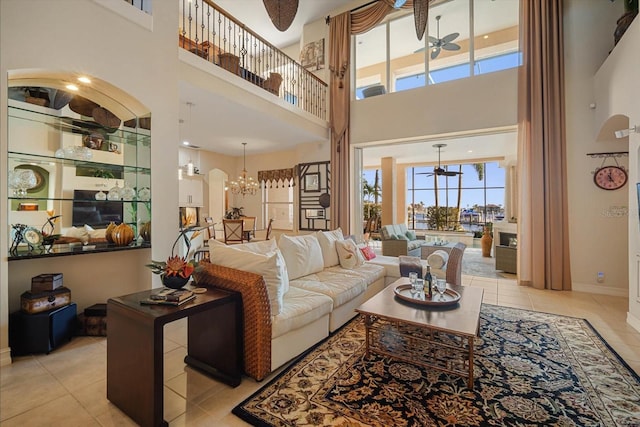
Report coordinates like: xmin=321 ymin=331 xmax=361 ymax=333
xmin=363 ymin=161 xmax=505 ymax=211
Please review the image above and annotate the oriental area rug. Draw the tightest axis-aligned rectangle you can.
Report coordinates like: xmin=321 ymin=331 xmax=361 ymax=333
xmin=233 ymin=305 xmax=640 ymax=426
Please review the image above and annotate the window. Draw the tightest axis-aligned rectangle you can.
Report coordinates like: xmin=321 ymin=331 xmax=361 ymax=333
xmin=353 ymin=0 xmax=520 ymax=97
xmin=406 ymin=162 xmax=505 ymax=233
xmin=262 ymin=185 xmax=293 ymax=230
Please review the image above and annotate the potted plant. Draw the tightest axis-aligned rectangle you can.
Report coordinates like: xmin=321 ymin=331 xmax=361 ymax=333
xmin=225 ymin=206 xmax=244 ymax=219
xmin=146 ymin=223 xmax=202 ymax=289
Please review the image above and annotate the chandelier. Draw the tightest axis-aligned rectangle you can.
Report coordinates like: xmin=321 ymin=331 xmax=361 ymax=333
xmin=229 ymin=143 xmax=259 ymax=197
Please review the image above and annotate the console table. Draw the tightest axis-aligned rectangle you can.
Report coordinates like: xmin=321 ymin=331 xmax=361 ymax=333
xmin=107 ymin=288 xmax=241 ymax=427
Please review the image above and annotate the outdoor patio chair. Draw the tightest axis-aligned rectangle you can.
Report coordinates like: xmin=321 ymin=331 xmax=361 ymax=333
xmin=445 ymin=242 xmax=467 ymax=287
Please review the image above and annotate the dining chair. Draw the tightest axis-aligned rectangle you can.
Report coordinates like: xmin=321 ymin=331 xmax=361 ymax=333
xmin=265 ymin=218 xmax=274 ymax=240
xmin=223 ymin=219 xmax=244 ymax=245
xmin=242 ymin=216 xmax=256 ymax=241
xmin=253 ymin=218 xmax=274 ymax=241
xmin=203 ymin=217 xmax=215 ymax=246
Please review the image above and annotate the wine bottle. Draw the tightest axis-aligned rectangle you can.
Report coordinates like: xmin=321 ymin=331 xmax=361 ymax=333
xmin=425 ymin=265 xmax=433 ymax=299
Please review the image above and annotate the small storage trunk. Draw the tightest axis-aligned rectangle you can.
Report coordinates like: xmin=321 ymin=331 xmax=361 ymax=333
xmin=21 ymin=287 xmax=71 ymax=314
xmin=10 ymin=303 xmax=77 ymax=355
xmin=31 ymin=273 xmax=63 ymax=293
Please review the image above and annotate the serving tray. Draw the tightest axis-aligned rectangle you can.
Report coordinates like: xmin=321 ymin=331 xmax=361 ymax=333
xmin=394 ymin=284 xmax=461 ymax=306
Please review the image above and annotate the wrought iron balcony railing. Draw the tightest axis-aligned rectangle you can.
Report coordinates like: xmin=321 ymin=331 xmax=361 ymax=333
xmin=179 ymin=0 xmax=327 ymax=120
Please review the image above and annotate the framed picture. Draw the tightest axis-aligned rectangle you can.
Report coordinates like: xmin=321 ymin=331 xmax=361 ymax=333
xmin=300 ymin=39 xmax=325 ymax=70
xmin=304 ymin=173 xmax=320 ymax=192
xmin=305 ymin=209 xmax=325 ymax=219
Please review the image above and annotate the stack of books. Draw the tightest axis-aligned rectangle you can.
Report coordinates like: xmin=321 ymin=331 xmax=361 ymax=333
xmin=140 ymin=289 xmax=195 ymax=306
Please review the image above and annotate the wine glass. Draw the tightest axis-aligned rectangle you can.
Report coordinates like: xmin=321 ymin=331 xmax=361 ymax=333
xmin=436 ymin=279 xmax=447 ymax=300
xmin=408 ymin=272 xmax=418 ymax=292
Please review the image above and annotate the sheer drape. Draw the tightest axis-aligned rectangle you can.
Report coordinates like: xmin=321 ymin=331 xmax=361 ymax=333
xmin=517 ymin=0 xmax=571 ymax=290
xmin=328 ymin=0 xmax=417 ymax=232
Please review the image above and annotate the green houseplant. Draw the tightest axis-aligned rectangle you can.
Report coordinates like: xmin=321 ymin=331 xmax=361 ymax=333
xmin=224 ymin=206 xmax=244 ymax=219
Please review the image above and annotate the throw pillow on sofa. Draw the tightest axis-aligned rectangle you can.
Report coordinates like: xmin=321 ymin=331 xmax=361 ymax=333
xmin=405 ymin=230 xmax=417 ymax=241
xmin=209 ymin=244 xmax=288 ymax=315
xmin=315 ymin=227 xmax=343 ymax=268
xmin=427 ymin=249 xmax=449 ymax=269
xmin=396 ymin=234 xmax=409 ymax=240
xmin=335 ymin=239 xmax=365 ymax=269
xmin=360 ymin=245 xmax=376 ymax=261
xmin=278 ymin=234 xmax=325 ymax=280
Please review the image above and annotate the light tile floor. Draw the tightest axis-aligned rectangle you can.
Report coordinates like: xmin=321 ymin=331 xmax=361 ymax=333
xmin=2 ymin=274 xmax=639 ymax=426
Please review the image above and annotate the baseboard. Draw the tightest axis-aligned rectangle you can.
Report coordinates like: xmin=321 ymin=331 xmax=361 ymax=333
xmin=0 ymin=347 xmax=12 ymax=367
xmin=571 ymin=282 xmax=628 ymax=297
xmin=627 ymin=312 xmax=640 ymax=334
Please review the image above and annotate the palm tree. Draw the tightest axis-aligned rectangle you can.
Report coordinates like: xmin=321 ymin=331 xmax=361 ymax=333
xmin=373 ymin=169 xmax=381 ymax=204
xmin=455 ymin=163 xmax=484 ymax=228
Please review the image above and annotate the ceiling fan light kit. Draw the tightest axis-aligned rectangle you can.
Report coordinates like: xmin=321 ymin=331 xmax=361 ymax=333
xmin=428 ymin=15 xmax=461 ymax=59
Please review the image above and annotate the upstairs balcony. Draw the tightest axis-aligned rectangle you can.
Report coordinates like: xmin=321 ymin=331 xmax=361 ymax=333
xmin=178 ymin=0 xmax=327 ymax=121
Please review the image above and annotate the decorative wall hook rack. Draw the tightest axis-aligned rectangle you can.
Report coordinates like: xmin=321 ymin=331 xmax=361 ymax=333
xmin=585 ymin=151 xmax=628 ymax=158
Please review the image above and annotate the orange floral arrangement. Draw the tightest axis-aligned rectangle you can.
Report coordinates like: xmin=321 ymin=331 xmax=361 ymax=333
xmin=146 ymin=215 xmax=201 ymax=280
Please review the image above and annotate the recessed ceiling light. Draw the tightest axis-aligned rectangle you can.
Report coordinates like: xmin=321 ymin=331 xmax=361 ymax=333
xmin=65 ymin=84 xmax=79 ymax=91
xmin=77 ymin=76 xmax=91 ymax=84
xmin=467 ymin=150 xmax=473 ymax=153
xmin=182 ymin=141 xmax=190 ymax=146
xmin=483 ymin=35 xmax=489 ymax=39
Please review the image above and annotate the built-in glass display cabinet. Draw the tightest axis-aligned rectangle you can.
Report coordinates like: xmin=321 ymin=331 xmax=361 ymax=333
xmin=7 ymin=93 xmax=151 ymax=260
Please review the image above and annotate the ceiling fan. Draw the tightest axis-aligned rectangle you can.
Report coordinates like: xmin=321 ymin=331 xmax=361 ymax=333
xmin=415 ymin=15 xmax=461 ymax=60
xmin=417 ymin=144 xmax=463 ymax=177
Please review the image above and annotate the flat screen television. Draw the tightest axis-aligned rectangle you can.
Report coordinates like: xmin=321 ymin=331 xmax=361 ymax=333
xmin=73 ymin=190 xmax=123 ymax=228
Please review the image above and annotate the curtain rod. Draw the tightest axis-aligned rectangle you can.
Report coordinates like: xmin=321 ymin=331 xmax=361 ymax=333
xmin=326 ymin=0 xmax=379 ymax=24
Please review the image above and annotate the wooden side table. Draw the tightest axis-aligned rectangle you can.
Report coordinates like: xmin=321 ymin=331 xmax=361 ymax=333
xmin=107 ymin=288 xmax=241 ymax=427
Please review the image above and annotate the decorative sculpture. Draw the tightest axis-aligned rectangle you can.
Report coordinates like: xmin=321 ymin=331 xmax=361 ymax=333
xmin=263 ymin=0 xmax=298 ymax=31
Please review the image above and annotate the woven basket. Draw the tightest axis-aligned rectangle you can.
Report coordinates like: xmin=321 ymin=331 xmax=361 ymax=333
xmin=25 ymin=96 xmax=49 ymax=107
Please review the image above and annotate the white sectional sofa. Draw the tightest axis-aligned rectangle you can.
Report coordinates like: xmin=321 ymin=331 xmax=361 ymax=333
xmin=193 ymin=230 xmax=463 ymax=382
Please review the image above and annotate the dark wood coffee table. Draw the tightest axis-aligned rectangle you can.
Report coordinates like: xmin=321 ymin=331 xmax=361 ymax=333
xmin=107 ymin=288 xmax=241 ymax=427
xmin=356 ymin=278 xmax=483 ymax=389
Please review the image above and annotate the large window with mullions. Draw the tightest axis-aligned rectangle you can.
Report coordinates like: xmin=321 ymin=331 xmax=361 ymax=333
xmin=406 ymin=162 xmax=505 ymax=234
xmin=354 ymin=0 xmax=520 ymax=98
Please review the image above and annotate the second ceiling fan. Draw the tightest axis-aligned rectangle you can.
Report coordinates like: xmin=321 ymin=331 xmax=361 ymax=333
xmin=417 ymin=143 xmax=463 ymax=177
xmin=415 ymin=15 xmax=461 ymax=60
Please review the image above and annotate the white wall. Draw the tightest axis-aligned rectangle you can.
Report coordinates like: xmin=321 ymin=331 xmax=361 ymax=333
xmin=0 ymin=0 xmax=180 ymax=365
xmin=350 ymin=69 xmax=518 ymax=144
xmin=593 ymin=9 xmax=640 ymax=329
xmin=565 ymin=0 xmax=632 ymax=297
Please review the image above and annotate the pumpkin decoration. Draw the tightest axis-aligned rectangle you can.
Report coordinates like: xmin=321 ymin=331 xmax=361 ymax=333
xmin=139 ymin=221 xmax=151 ymax=242
xmin=105 ymin=222 xmax=117 ymax=243
xmin=112 ymin=223 xmax=134 ymax=246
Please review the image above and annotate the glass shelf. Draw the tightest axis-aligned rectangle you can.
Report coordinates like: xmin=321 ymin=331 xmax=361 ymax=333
xmin=7 ymin=97 xmax=152 ymax=260
xmin=8 ymin=241 xmax=151 ymax=261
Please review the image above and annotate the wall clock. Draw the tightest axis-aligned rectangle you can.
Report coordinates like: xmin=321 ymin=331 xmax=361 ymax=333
xmin=594 ymin=165 xmax=628 ymax=190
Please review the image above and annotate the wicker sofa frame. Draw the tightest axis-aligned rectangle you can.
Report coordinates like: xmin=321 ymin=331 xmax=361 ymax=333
xmin=194 ymin=262 xmax=273 ymax=381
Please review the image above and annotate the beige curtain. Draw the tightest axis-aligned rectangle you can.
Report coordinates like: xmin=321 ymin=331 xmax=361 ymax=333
xmin=328 ymin=0 xmax=418 ymax=233
xmin=517 ymin=0 xmax=571 ymax=290
xmin=329 ymin=12 xmax=351 ymax=232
